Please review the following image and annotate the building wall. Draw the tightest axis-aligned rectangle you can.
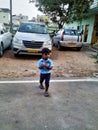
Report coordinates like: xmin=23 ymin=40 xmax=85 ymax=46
xmin=65 ymin=14 xmax=95 ymax=43
xmin=0 ymin=12 xmax=10 ymax=24
xmin=12 ymin=14 xmax=28 ymax=25
xmin=92 ymin=15 xmax=98 ymax=44
xmin=81 ymin=15 xmax=95 ymax=43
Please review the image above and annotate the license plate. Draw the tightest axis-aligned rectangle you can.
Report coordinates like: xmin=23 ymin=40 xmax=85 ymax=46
xmin=68 ymin=43 xmax=76 ymax=47
xmin=28 ymin=50 xmax=38 ymax=53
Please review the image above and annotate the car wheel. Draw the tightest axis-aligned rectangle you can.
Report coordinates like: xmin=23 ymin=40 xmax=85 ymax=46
xmin=52 ymin=39 xmax=55 ymax=46
xmin=8 ymin=40 xmax=13 ymax=50
xmin=76 ymin=47 xmax=82 ymax=51
xmin=14 ymin=53 xmax=19 ymax=57
xmin=57 ymin=42 xmax=62 ymax=50
xmin=9 ymin=43 xmax=13 ymax=50
xmin=0 ymin=44 xmax=4 ymax=57
xmin=52 ymin=43 xmax=55 ymax=47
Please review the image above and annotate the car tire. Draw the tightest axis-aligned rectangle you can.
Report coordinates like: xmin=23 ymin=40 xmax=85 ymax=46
xmin=52 ymin=42 xmax=55 ymax=46
xmin=52 ymin=39 xmax=55 ymax=46
xmin=57 ymin=42 xmax=62 ymax=50
xmin=0 ymin=44 xmax=4 ymax=57
xmin=14 ymin=53 xmax=19 ymax=57
xmin=76 ymin=47 xmax=82 ymax=51
xmin=8 ymin=40 xmax=13 ymax=50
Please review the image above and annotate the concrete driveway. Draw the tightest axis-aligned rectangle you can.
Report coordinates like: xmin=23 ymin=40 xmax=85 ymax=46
xmin=0 ymin=78 xmax=98 ymax=130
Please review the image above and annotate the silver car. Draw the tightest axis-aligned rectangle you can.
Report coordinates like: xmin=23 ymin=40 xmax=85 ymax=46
xmin=12 ymin=22 xmax=52 ymax=56
xmin=0 ymin=24 xmax=12 ymax=57
xmin=52 ymin=28 xmax=83 ymax=51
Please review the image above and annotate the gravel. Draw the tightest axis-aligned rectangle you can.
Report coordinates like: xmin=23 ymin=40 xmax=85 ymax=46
xmin=0 ymin=47 xmax=98 ymax=79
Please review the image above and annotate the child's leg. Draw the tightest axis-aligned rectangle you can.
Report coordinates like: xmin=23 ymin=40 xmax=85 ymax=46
xmin=45 ymin=73 xmax=51 ymax=93
xmin=39 ymin=74 xmax=45 ymax=89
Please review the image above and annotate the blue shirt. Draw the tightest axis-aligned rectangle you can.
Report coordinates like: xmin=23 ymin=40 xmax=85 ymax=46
xmin=37 ymin=58 xmax=54 ymax=74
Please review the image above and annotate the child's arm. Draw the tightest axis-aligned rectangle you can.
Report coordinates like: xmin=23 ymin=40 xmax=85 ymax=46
xmin=45 ymin=60 xmax=53 ymax=70
xmin=38 ymin=65 xmax=44 ymax=69
xmin=38 ymin=62 xmax=46 ymax=69
xmin=45 ymin=65 xmax=53 ymax=70
xmin=39 ymin=63 xmax=53 ymax=69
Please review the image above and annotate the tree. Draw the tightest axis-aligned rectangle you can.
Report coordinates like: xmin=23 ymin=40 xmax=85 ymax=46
xmin=30 ymin=0 xmax=93 ymax=29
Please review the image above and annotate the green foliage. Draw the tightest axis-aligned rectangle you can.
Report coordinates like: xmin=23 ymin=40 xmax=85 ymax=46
xmin=48 ymin=26 xmax=58 ymax=31
xmin=30 ymin=0 xmax=93 ymax=29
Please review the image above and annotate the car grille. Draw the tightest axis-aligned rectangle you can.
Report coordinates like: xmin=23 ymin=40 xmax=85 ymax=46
xmin=23 ymin=40 xmax=43 ymax=49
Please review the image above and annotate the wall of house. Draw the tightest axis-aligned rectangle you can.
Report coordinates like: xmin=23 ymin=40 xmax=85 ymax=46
xmin=81 ymin=15 xmax=95 ymax=43
xmin=0 ymin=12 xmax=10 ymax=24
xmin=92 ymin=15 xmax=98 ymax=44
xmin=64 ymin=15 xmax=95 ymax=44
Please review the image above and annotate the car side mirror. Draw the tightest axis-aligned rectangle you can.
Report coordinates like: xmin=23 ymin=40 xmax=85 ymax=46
xmin=1 ymin=30 xmax=4 ymax=34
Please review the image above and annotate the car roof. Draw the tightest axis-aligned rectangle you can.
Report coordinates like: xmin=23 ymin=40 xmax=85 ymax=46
xmin=63 ymin=28 xmax=77 ymax=30
xmin=21 ymin=21 xmax=46 ymax=26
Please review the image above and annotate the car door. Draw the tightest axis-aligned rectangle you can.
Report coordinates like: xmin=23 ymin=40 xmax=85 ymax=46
xmin=53 ymin=30 xmax=62 ymax=46
xmin=63 ymin=29 xmax=71 ymax=43
xmin=5 ymin=31 xmax=12 ymax=47
xmin=2 ymin=30 xmax=11 ymax=49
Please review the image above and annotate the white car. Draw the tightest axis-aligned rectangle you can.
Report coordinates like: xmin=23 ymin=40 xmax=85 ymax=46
xmin=0 ymin=23 xmax=12 ymax=57
xmin=12 ymin=22 xmax=52 ymax=56
xmin=52 ymin=28 xmax=83 ymax=51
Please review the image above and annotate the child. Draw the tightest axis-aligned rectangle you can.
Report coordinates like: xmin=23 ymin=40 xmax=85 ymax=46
xmin=37 ymin=48 xmax=54 ymax=97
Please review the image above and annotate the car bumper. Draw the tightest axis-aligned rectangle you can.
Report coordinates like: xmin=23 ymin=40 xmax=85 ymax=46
xmin=13 ymin=47 xmax=52 ymax=55
xmin=60 ymin=41 xmax=83 ymax=47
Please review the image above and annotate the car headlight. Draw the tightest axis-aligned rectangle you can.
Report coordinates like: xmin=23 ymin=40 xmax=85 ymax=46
xmin=13 ymin=37 xmax=22 ymax=45
xmin=44 ymin=40 xmax=52 ymax=46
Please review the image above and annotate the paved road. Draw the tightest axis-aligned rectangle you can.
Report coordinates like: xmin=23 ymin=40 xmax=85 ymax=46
xmin=0 ymin=78 xmax=98 ymax=130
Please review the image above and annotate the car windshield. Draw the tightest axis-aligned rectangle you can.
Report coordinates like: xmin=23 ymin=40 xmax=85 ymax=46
xmin=64 ymin=29 xmax=78 ymax=36
xmin=18 ymin=23 xmax=48 ymax=34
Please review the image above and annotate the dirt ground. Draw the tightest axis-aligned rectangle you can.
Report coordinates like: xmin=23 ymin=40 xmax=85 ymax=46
xmin=0 ymin=47 xmax=98 ymax=79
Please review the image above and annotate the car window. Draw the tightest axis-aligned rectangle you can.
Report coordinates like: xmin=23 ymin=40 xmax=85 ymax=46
xmin=3 ymin=28 xmax=7 ymax=33
xmin=64 ymin=29 xmax=71 ymax=35
xmin=18 ymin=23 xmax=48 ymax=34
xmin=64 ymin=29 xmax=78 ymax=36
xmin=0 ymin=28 xmax=7 ymax=34
xmin=70 ymin=30 xmax=77 ymax=35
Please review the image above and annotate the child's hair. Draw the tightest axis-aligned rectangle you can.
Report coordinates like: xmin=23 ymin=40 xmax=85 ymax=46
xmin=42 ymin=48 xmax=51 ymax=54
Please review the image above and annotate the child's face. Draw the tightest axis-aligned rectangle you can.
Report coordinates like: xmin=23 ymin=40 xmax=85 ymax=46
xmin=42 ymin=53 xmax=50 ymax=60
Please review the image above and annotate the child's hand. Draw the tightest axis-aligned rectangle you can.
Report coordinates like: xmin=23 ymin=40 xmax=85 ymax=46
xmin=45 ymin=64 xmax=49 ymax=68
xmin=42 ymin=63 xmax=46 ymax=67
xmin=40 ymin=63 xmax=47 ymax=68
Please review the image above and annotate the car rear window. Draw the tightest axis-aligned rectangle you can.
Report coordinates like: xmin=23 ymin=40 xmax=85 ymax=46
xmin=18 ymin=23 xmax=48 ymax=34
xmin=64 ymin=29 xmax=78 ymax=36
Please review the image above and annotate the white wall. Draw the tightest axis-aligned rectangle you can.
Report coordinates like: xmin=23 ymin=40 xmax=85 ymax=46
xmin=0 ymin=12 xmax=10 ymax=24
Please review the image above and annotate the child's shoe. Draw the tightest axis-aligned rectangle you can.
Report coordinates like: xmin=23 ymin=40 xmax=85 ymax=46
xmin=39 ymin=85 xmax=44 ymax=89
xmin=44 ymin=92 xmax=50 ymax=97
